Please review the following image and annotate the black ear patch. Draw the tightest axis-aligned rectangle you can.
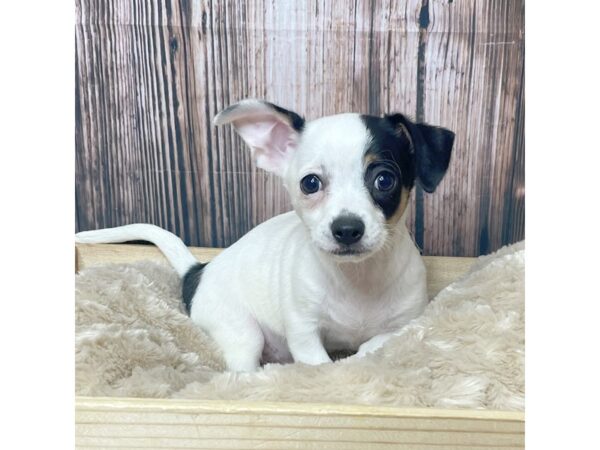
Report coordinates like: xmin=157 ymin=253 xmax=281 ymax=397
xmin=214 ymin=99 xmax=305 ymax=132
xmin=385 ymin=114 xmax=455 ymax=193
xmin=263 ymin=101 xmax=306 ymax=132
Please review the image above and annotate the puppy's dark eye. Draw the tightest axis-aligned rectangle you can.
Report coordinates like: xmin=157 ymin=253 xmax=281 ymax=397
xmin=300 ymin=174 xmax=322 ymax=194
xmin=374 ymin=171 xmax=396 ymax=191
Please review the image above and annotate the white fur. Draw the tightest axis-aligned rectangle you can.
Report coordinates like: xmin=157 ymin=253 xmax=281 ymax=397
xmin=76 ymin=100 xmax=430 ymax=372
xmin=188 ymin=210 xmax=426 ymax=371
xmin=76 ymin=224 xmax=197 ymax=277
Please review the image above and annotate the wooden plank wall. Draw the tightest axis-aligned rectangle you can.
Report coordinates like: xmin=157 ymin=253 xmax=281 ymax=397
xmin=75 ymin=0 xmax=524 ymax=257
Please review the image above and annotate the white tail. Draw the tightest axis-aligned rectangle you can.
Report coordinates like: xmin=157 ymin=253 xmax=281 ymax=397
xmin=75 ymin=224 xmax=198 ymax=277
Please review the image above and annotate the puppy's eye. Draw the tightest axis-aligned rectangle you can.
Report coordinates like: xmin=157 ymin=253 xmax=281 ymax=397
xmin=374 ymin=171 xmax=396 ymax=192
xmin=300 ymin=174 xmax=322 ymax=195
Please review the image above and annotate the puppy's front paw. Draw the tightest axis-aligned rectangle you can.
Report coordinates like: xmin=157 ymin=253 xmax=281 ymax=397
xmin=294 ymin=353 xmax=333 ymax=366
xmin=337 ymin=349 xmax=370 ymax=364
xmin=354 ymin=332 xmax=395 ymax=358
xmin=354 ymin=347 xmax=374 ymax=359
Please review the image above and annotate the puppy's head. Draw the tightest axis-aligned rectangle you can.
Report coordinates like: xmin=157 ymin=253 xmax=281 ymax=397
xmin=214 ymin=100 xmax=455 ymax=262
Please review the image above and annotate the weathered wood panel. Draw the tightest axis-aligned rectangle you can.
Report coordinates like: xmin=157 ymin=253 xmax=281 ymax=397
xmin=417 ymin=0 xmax=525 ymax=256
xmin=75 ymin=0 xmax=524 ymax=256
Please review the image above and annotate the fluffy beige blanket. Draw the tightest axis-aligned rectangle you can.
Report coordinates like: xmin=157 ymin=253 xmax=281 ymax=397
xmin=76 ymin=242 xmax=524 ymax=410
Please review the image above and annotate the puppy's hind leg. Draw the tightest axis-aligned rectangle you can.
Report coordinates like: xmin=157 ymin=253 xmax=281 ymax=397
xmin=193 ymin=303 xmax=264 ymax=372
xmin=213 ymin=322 xmax=264 ymax=372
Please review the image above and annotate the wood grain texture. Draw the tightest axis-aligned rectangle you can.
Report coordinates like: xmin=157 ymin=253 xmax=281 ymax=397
xmin=75 ymin=397 xmax=524 ymax=450
xmin=75 ymin=243 xmax=475 ymax=299
xmin=75 ymin=0 xmax=524 ymax=256
xmin=418 ymin=0 xmax=525 ymax=256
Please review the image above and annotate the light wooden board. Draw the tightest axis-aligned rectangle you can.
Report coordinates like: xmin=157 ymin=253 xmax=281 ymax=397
xmin=75 ymin=243 xmax=475 ymax=299
xmin=76 ymin=397 xmax=524 ymax=450
xmin=75 ymin=0 xmax=524 ymax=257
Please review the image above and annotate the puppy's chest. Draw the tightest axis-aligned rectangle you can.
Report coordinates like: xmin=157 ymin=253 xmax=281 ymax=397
xmin=319 ymin=289 xmax=401 ymax=350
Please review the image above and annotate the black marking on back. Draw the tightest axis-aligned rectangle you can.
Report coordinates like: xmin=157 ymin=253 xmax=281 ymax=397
xmin=360 ymin=115 xmax=415 ymax=218
xmin=182 ymin=262 xmax=207 ymax=315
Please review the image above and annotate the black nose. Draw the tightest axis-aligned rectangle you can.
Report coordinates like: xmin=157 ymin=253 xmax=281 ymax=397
xmin=331 ymin=215 xmax=365 ymax=245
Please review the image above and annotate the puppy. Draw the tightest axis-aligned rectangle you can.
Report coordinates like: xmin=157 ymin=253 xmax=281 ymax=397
xmin=76 ymin=99 xmax=455 ymax=372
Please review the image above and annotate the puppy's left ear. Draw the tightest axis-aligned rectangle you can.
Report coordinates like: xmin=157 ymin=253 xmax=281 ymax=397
xmin=385 ymin=114 xmax=455 ymax=193
xmin=214 ymin=99 xmax=305 ymax=177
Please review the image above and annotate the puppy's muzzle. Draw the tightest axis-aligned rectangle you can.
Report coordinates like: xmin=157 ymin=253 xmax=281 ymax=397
xmin=331 ymin=214 xmax=365 ymax=245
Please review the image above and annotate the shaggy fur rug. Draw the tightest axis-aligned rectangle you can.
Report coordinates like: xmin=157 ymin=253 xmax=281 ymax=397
xmin=75 ymin=242 xmax=524 ymax=410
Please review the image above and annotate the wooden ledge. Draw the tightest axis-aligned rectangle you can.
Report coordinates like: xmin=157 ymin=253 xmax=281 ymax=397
xmin=75 ymin=243 xmax=475 ymax=299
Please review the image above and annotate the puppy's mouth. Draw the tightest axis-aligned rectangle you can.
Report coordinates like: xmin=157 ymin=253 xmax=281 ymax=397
xmin=326 ymin=245 xmax=376 ymax=262
xmin=324 ymin=235 xmax=388 ymax=262
xmin=330 ymin=247 xmax=366 ymax=256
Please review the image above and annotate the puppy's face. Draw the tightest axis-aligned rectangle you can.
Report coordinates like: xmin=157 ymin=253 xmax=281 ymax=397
xmin=215 ymin=100 xmax=455 ymax=262
xmin=284 ymin=114 xmax=412 ymax=260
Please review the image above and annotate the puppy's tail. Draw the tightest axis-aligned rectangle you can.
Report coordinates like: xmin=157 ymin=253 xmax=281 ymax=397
xmin=75 ymin=224 xmax=198 ymax=278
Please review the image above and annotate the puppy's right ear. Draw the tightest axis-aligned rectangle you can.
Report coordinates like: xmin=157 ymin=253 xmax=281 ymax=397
xmin=214 ymin=99 xmax=305 ymax=177
xmin=385 ymin=114 xmax=455 ymax=193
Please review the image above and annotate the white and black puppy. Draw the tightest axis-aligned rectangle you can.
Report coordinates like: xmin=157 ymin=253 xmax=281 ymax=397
xmin=76 ymin=99 xmax=455 ymax=372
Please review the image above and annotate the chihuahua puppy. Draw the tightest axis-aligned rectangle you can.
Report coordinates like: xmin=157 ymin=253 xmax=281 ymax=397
xmin=76 ymin=99 xmax=455 ymax=372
